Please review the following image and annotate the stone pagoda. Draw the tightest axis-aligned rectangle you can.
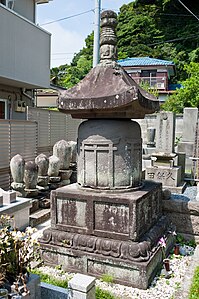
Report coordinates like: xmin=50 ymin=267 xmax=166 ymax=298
xmin=40 ymin=11 xmax=174 ymax=289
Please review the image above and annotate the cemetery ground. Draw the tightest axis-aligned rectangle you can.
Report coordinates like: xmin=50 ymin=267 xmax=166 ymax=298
xmin=32 ymin=221 xmax=198 ymax=299
xmin=0 ymin=214 xmax=198 ymax=298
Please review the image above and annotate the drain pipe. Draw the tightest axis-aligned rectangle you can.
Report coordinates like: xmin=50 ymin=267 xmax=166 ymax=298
xmin=21 ymin=88 xmax=35 ymax=106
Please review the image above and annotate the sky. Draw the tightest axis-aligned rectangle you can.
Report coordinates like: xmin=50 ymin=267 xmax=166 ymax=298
xmin=36 ymin=0 xmax=133 ymax=68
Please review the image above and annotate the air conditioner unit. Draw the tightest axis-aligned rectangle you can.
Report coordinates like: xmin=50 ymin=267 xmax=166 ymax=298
xmin=156 ymin=82 xmax=164 ymax=89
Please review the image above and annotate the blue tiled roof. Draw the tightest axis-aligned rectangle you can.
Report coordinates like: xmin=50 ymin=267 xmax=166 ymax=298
xmin=118 ymin=57 xmax=174 ymax=67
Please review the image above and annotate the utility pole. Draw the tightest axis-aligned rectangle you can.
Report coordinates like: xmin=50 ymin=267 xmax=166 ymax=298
xmin=93 ymin=0 xmax=101 ymax=67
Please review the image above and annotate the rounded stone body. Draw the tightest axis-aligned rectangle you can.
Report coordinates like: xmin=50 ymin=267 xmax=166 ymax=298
xmin=68 ymin=141 xmax=77 ymax=163
xmin=24 ymin=161 xmax=38 ymax=189
xmin=53 ymin=140 xmax=72 ymax=170
xmin=35 ymin=154 xmax=49 ymax=176
xmin=48 ymin=155 xmax=60 ymax=177
xmin=77 ymin=119 xmax=142 ymax=189
xmin=10 ymin=154 xmax=25 ymax=183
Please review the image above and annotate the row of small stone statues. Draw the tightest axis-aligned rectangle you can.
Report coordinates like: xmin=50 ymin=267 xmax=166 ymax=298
xmin=10 ymin=140 xmax=77 ymax=197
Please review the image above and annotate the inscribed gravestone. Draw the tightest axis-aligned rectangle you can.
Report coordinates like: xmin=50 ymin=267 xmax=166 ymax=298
xmin=182 ymin=108 xmax=198 ymax=142
xmin=156 ymin=112 xmax=175 ymax=154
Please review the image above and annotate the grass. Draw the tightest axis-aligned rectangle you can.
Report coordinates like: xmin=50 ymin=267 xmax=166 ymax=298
xmin=31 ymin=268 xmax=117 ymax=298
xmin=189 ymin=266 xmax=199 ymax=299
xmin=96 ymin=286 xmax=116 ymax=299
xmin=30 ymin=268 xmax=68 ymax=288
xmin=101 ymin=273 xmax=114 ymax=283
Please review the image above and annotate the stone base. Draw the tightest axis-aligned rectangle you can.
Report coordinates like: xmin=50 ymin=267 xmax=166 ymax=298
xmin=163 ymin=182 xmax=187 ymax=194
xmin=39 ymin=217 xmax=174 ymax=289
xmin=145 ymin=166 xmax=181 ymax=187
xmin=50 ymin=181 xmax=162 ymax=242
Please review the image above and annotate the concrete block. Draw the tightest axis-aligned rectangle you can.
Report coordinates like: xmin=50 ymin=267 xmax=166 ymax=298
xmin=41 ymin=282 xmax=68 ymax=299
xmin=68 ymin=274 xmax=96 ymax=299
xmin=0 ymin=197 xmax=32 ymax=230
xmin=3 ymin=190 xmax=16 ymax=204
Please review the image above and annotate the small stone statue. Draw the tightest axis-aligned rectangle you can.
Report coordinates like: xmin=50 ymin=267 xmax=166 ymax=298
xmin=48 ymin=155 xmax=61 ymax=188
xmin=35 ymin=154 xmax=49 ymax=190
xmin=53 ymin=140 xmax=72 ymax=186
xmin=24 ymin=161 xmax=38 ymax=197
xmin=10 ymin=154 xmax=25 ymax=193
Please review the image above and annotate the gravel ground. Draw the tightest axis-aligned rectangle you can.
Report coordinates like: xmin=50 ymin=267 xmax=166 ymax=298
xmin=37 ymin=248 xmax=195 ymax=299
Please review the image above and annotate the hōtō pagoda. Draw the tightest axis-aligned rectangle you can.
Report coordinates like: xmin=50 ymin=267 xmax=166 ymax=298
xmin=40 ymin=11 xmax=174 ymax=289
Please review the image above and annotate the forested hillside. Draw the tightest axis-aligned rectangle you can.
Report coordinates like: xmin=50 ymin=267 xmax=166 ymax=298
xmin=51 ymin=0 xmax=199 ymax=112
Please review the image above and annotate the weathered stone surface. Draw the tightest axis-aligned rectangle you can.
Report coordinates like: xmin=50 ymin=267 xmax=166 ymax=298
xmin=57 ymin=10 xmax=159 ymax=119
xmin=10 ymin=154 xmax=25 ymax=183
xmin=53 ymin=140 xmax=72 ymax=170
xmin=51 ymin=181 xmax=162 ymax=241
xmin=68 ymin=141 xmax=77 ymax=163
xmin=40 ymin=218 xmax=174 ymax=289
xmin=78 ymin=119 xmax=142 ymax=189
xmin=146 ymin=166 xmax=181 ymax=187
xmin=155 ymin=112 xmax=175 ymax=154
xmin=182 ymin=107 xmax=198 ymax=142
xmin=24 ymin=161 xmax=38 ymax=190
xmin=35 ymin=154 xmax=49 ymax=176
xmin=147 ymin=127 xmax=156 ymax=148
xmin=48 ymin=155 xmax=60 ymax=177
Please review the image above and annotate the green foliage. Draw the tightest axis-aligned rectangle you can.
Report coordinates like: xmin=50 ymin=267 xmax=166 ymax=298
xmin=96 ymin=286 xmax=116 ymax=299
xmin=31 ymin=268 xmax=68 ymax=288
xmin=52 ymin=0 xmax=199 ymax=94
xmin=0 ymin=215 xmax=39 ymax=285
xmin=175 ymin=234 xmax=196 ymax=248
xmin=101 ymin=273 xmax=114 ymax=283
xmin=162 ymin=62 xmax=199 ymax=113
xmin=189 ymin=266 xmax=199 ymax=299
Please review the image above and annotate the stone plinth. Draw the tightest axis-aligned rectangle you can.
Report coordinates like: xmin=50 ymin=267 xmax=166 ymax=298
xmin=146 ymin=166 xmax=181 ymax=187
xmin=40 ymin=215 xmax=174 ymax=290
xmin=51 ymin=181 xmax=162 ymax=242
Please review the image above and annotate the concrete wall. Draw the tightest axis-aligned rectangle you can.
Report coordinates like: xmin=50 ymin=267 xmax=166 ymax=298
xmin=163 ymin=199 xmax=199 ymax=242
xmin=0 ymin=4 xmax=51 ymax=89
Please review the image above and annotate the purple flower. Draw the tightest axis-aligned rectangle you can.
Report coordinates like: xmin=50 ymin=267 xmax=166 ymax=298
xmin=158 ymin=237 xmax=166 ymax=248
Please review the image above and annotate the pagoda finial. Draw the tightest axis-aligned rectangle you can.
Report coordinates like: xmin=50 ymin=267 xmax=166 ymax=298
xmin=100 ymin=10 xmax=118 ymax=64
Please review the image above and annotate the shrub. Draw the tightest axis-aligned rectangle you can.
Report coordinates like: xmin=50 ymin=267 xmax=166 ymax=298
xmin=189 ymin=266 xmax=199 ymax=299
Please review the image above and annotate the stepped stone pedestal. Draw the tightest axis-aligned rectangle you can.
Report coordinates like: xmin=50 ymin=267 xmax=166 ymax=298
xmin=145 ymin=112 xmax=186 ymax=193
xmin=39 ymin=10 xmax=174 ymax=289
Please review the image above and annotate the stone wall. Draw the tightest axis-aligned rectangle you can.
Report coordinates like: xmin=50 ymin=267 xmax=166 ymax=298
xmin=163 ymin=199 xmax=199 ymax=242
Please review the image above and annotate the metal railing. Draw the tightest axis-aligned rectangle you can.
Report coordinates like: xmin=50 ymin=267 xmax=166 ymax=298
xmin=130 ymin=76 xmax=167 ymax=90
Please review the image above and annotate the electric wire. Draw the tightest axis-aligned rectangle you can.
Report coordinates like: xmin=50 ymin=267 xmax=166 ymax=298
xmin=177 ymin=0 xmax=199 ymax=21
xmin=40 ymin=9 xmax=94 ymax=26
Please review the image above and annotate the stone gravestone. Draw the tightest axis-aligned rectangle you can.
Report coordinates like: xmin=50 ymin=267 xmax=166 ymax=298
xmin=177 ymin=107 xmax=198 ymax=172
xmin=145 ymin=112 xmax=185 ymax=193
xmin=39 ymin=11 xmax=174 ymax=290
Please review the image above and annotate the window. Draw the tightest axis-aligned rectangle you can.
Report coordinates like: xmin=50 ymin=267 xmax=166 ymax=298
xmin=0 ymin=0 xmax=15 ymax=9
xmin=0 ymin=100 xmax=7 ymax=119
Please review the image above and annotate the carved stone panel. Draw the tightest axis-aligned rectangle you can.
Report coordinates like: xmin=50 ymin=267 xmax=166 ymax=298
xmin=57 ymin=198 xmax=87 ymax=228
xmin=94 ymin=202 xmax=129 ymax=235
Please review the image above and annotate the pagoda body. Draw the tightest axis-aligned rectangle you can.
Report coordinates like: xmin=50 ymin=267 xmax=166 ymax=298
xmin=40 ymin=11 xmax=174 ymax=289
